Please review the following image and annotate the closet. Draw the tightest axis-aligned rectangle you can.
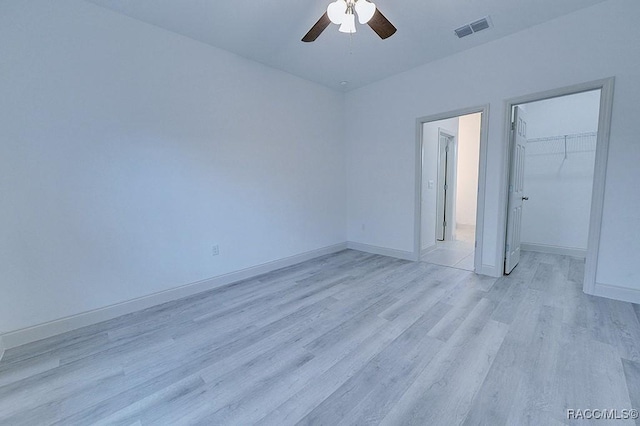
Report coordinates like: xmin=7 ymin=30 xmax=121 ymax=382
xmin=519 ymin=91 xmax=600 ymax=257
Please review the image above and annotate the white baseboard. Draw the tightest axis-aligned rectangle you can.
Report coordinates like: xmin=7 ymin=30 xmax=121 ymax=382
xmin=589 ymin=281 xmax=640 ymax=305
xmin=346 ymin=241 xmax=415 ymax=261
xmin=421 ymin=244 xmax=437 ymax=256
xmin=520 ymin=243 xmax=587 ymax=258
xmin=0 ymin=243 xmax=348 ymax=351
xmin=477 ymin=263 xmax=502 ymax=278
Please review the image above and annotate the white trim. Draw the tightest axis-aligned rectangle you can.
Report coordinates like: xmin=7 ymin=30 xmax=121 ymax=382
xmin=414 ymin=105 xmax=490 ymax=268
xmin=475 ymin=109 xmax=491 ymax=273
xmin=347 ymin=241 xmax=414 ymax=261
xmin=0 ymin=243 xmax=348 ymax=350
xmin=584 ymin=78 xmax=615 ymax=295
xmin=591 ymin=282 xmax=640 ymax=305
xmin=498 ymin=78 xmax=615 ymax=297
xmin=421 ymin=244 xmax=437 ymax=256
xmin=520 ymin=243 xmax=587 ymax=258
xmin=477 ymin=264 xmax=501 ymax=278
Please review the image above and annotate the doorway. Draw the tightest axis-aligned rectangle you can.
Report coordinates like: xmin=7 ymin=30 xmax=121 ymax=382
xmin=418 ymin=112 xmax=483 ymax=271
xmin=501 ymin=78 xmax=615 ymax=295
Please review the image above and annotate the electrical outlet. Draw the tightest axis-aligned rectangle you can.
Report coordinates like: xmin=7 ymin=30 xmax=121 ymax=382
xmin=212 ymin=245 xmax=219 ymax=256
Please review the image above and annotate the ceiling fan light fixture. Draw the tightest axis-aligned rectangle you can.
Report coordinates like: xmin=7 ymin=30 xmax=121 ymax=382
xmin=327 ymin=0 xmax=347 ymax=25
xmin=339 ymin=12 xmax=356 ymax=33
xmin=302 ymin=0 xmax=395 ymax=42
xmin=355 ymin=0 xmax=376 ymax=24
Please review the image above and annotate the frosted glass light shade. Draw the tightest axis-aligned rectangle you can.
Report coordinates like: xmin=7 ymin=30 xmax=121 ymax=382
xmin=327 ymin=0 xmax=347 ymax=24
xmin=339 ymin=13 xmax=356 ymax=33
xmin=355 ymin=0 xmax=376 ymax=24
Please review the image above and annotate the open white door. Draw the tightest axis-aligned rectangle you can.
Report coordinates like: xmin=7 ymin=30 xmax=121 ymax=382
xmin=436 ymin=133 xmax=449 ymax=241
xmin=505 ymin=106 xmax=528 ymax=274
xmin=436 ymin=130 xmax=456 ymax=241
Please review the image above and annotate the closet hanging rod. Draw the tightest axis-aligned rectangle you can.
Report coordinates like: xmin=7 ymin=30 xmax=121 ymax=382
xmin=527 ymin=131 xmax=597 ymax=143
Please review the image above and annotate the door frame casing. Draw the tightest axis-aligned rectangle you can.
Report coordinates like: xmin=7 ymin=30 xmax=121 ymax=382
xmin=413 ymin=105 xmax=490 ymax=275
xmin=498 ymin=78 xmax=615 ymax=294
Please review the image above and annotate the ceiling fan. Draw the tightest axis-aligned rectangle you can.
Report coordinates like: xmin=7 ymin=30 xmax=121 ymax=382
xmin=302 ymin=0 xmax=396 ymax=42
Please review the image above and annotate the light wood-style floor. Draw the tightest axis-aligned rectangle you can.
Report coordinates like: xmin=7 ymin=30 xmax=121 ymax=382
xmin=1 ymin=250 xmax=639 ymax=425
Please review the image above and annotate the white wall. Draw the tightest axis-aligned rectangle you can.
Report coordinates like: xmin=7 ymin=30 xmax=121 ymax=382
xmin=346 ymin=0 xmax=640 ymax=293
xmin=0 ymin=1 xmax=345 ymax=334
xmin=421 ymin=118 xmax=458 ymax=250
xmin=455 ymin=113 xmax=481 ymax=227
xmin=521 ymin=91 xmax=600 ymax=252
xmin=525 ymin=91 xmax=601 ymax=139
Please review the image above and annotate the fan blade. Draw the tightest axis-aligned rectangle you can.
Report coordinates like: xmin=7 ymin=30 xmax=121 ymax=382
xmin=368 ymin=9 xmax=396 ymax=39
xmin=302 ymin=12 xmax=331 ymax=42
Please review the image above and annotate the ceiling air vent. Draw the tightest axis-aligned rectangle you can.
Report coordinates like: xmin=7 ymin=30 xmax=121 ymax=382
xmin=470 ymin=18 xmax=490 ymax=32
xmin=454 ymin=25 xmax=473 ymax=38
xmin=455 ymin=16 xmax=492 ymax=38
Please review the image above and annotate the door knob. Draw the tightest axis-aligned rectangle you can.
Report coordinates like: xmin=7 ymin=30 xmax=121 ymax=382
xmin=522 ymin=196 xmax=529 ymax=201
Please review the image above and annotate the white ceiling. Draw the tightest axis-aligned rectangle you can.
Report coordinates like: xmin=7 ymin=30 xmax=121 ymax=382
xmin=85 ymin=0 xmax=608 ymax=91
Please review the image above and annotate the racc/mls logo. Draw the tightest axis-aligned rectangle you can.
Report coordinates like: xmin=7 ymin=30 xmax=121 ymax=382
xmin=567 ymin=409 xmax=639 ymax=420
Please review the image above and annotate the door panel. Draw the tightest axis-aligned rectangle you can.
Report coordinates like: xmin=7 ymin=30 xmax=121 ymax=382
xmin=505 ymin=107 xmax=527 ymax=273
xmin=436 ymin=134 xmax=448 ymax=241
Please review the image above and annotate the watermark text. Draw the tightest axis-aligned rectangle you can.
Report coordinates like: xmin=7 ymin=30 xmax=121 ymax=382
xmin=567 ymin=409 xmax=639 ymax=420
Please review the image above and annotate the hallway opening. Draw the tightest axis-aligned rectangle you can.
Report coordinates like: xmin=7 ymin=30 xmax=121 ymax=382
xmin=419 ymin=112 xmax=482 ymax=271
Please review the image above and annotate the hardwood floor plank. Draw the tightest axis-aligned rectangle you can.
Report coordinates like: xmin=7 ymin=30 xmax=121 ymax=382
xmin=51 ymin=296 xmax=335 ymax=424
xmin=567 ymin=257 xmax=585 ymax=284
xmin=633 ymin=304 xmax=640 ymax=325
xmin=380 ymin=274 xmax=454 ymax=323
xmin=303 ymin=295 xmax=396 ymax=355
xmin=490 ymin=277 xmax=529 ymax=325
xmin=504 ymin=305 xmax=564 ymax=425
xmin=483 ymin=276 xmax=513 ymax=302
xmin=440 ymin=272 xmax=498 ymax=305
xmin=299 ymin=300 xmax=451 ymax=424
xmin=256 ymin=317 xmax=414 ymax=425
xmin=91 ymin=374 xmax=206 ymax=426
xmin=427 ymin=289 xmax=484 ymax=341
xmin=199 ymin=310 xmax=398 ymax=424
xmin=1 ymin=331 xmax=111 ymax=366
xmin=379 ymin=298 xmax=508 ymax=426
xmin=622 ymin=359 xmax=640 ymax=426
xmin=334 ymin=306 xmax=451 ymax=425
xmin=0 ymin=356 xmax=60 ymax=388
xmin=555 ymin=325 xmax=633 ymax=425
xmin=529 ymin=262 xmax=554 ymax=292
xmin=198 ymin=348 xmax=316 ymax=421
xmin=561 ymin=275 xmax=590 ymax=330
xmin=463 ymin=289 xmax=543 ymax=426
xmin=600 ymin=299 xmax=640 ymax=362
